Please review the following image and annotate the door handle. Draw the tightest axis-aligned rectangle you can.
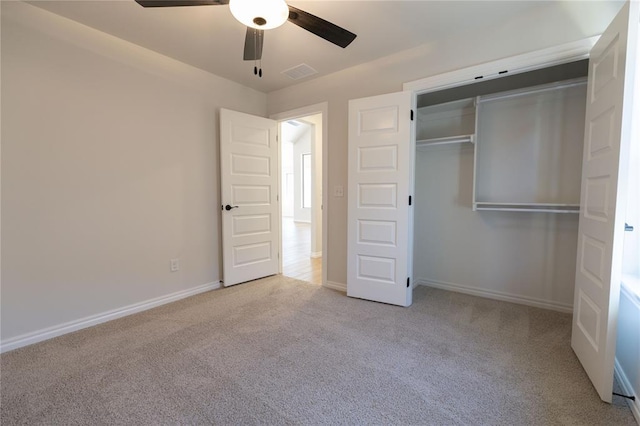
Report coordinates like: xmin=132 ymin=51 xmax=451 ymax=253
xmin=224 ymin=204 xmax=239 ymax=211
xmin=625 ymin=223 xmax=634 ymax=232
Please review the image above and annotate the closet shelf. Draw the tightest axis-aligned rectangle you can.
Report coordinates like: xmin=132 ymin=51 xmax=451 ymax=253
xmin=474 ymin=202 xmax=580 ymax=214
xmin=416 ymin=134 xmax=474 ymax=148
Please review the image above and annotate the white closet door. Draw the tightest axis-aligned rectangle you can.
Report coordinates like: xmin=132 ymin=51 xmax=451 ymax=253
xmin=572 ymin=1 xmax=638 ymax=403
xmin=347 ymin=91 xmax=413 ymax=307
xmin=220 ymin=108 xmax=279 ymax=287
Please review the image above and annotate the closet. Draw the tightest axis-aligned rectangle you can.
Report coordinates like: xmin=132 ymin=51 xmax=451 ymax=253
xmin=413 ymin=60 xmax=589 ymax=312
xmin=349 ymin=2 xmax=638 ymax=405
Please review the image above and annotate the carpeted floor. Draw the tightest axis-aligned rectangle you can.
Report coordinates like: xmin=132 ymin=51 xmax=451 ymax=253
xmin=1 ymin=275 xmax=635 ymax=425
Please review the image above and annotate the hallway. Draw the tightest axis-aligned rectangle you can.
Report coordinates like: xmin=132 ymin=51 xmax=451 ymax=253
xmin=282 ymin=217 xmax=321 ymax=285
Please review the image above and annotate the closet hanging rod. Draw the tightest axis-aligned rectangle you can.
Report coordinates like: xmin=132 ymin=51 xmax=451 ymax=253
xmin=475 ymin=206 xmax=580 ymax=214
xmin=474 ymin=202 xmax=580 ymax=207
xmin=416 ymin=134 xmax=474 ymax=147
xmin=474 ymin=202 xmax=580 ymax=214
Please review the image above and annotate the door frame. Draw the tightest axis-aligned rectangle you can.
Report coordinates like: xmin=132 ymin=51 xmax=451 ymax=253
xmin=270 ymin=102 xmax=328 ymax=287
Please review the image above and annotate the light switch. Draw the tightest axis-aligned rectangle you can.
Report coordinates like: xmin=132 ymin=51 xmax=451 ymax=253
xmin=334 ymin=185 xmax=344 ymax=197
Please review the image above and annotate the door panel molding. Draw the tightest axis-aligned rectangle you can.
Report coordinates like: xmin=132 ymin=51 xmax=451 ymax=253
xmin=220 ymin=108 xmax=279 ymax=286
xmin=571 ymin=1 xmax=638 ymax=403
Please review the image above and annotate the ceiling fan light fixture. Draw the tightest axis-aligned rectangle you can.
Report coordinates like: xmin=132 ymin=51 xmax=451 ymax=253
xmin=229 ymin=0 xmax=289 ymax=30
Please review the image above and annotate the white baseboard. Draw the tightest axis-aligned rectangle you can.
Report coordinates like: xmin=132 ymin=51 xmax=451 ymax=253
xmin=615 ymin=359 xmax=640 ymax=424
xmin=417 ymin=278 xmax=573 ymax=313
xmin=0 ymin=281 xmax=220 ymax=354
xmin=310 ymin=251 xmax=322 ymax=259
xmin=324 ymin=281 xmax=346 ymax=292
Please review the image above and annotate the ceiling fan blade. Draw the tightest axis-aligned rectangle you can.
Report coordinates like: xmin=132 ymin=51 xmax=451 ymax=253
xmin=287 ymin=6 xmax=356 ymax=48
xmin=243 ymin=28 xmax=264 ymax=61
xmin=135 ymin=0 xmax=228 ymax=7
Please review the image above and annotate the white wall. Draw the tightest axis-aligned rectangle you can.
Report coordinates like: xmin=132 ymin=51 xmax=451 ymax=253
xmin=616 ymin=281 xmax=640 ymax=422
xmin=413 ymin=146 xmax=579 ymax=310
xmin=622 ymin=52 xmax=640 ymax=277
xmin=281 ymin=140 xmax=294 ymax=217
xmin=0 ymin=2 xmax=266 ymax=343
xmin=267 ymin=1 xmax=622 ymax=287
xmin=292 ymin=127 xmax=311 ymax=223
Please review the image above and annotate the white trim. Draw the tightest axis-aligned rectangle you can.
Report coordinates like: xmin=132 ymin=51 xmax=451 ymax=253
xmin=310 ymin=251 xmax=322 ymax=259
xmin=403 ymin=37 xmax=598 ymax=94
xmin=270 ymin=102 xmax=329 ymax=288
xmin=417 ymin=278 xmax=573 ymax=313
xmin=615 ymin=359 xmax=640 ymax=424
xmin=324 ymin=281 xmax=346 ymax=293
xmin=0 ymin=282 xmax=220 ymax=353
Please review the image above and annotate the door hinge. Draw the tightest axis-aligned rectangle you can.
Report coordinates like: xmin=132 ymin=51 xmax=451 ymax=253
xmin=406 ymin=277 xmax=410 ymax=288
xmin=410 ymin=109 xmax=414 ymax=121
xmin=409 ymin=195 xmax=412 ymax=206
xmin=277 ymin=194 xmax=279 ymax=202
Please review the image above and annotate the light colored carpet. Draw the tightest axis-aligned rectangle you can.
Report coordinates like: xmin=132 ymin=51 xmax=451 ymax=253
xmin=1 ymin=275 xmax=635 ymax=425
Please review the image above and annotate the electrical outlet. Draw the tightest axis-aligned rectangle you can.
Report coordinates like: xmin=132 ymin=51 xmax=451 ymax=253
xmin=334 ymin=185 xmax=344 ymax=197
xmin=170 ymin=258 xmax=179 ymax=272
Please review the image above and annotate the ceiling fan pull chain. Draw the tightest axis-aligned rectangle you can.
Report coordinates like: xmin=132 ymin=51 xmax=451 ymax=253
xmin=258 ymin=31 xmax=263 ymax=77
xmin=253 ymin=28 xmax=258 ymax=75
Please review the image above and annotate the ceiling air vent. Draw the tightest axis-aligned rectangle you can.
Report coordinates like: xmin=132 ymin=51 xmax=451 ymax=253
xmin=282 ymin=63 xmax=318 ymax=80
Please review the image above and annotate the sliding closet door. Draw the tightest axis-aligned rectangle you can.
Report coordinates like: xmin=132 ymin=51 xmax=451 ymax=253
xmin=571 ymin=0 xmax=638 ymax=403
xmin=347 ymin=91 xmax=413 ymax=307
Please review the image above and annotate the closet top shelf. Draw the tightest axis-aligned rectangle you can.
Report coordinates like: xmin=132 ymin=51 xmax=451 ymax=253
xmin=416 ymin=134 xmax=474 ymax=148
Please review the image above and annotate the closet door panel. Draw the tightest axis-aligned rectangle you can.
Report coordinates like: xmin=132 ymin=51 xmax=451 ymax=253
xmin=348 ymin=91 xmax=413 ymax=307
xmin=571 ymin=0 xmax=638 ymax=403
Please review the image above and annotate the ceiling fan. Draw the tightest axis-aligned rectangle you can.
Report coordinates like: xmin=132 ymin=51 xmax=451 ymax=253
xmin=134 ymin=0 xmax=357 ymax=77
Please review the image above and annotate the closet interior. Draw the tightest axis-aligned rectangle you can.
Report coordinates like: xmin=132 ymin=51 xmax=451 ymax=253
xmin=412 ymin=60 xmax=589 ymax=310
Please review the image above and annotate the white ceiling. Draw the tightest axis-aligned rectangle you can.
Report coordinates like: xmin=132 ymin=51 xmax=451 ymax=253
xmin=28 ymin=1 xmax=622 ymax=93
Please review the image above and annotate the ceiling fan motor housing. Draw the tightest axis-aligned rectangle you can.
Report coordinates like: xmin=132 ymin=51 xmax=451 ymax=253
xmin=230 ymin=0 xmax=289 ymax=30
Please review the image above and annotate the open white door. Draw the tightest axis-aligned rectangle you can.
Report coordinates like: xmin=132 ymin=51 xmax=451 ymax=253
xmin=220 ymin=109 xmax=279 ymax=287
xmin=347 ymin=91 xmax=414 ymax=307
xmin=572 ymin=1 xmax=638 ymax=403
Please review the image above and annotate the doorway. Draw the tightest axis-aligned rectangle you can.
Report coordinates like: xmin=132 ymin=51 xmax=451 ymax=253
xmin=279 ymin=115 xmax=322 ymax=284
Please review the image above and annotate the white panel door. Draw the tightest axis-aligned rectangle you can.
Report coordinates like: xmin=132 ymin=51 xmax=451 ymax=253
xmin=572 ymin=1 xmax=638 ymax=403
xmin=220 ymin=109 xmax=279 ymax=287
xmin=347 ymin=91 xmax=413 ymax=307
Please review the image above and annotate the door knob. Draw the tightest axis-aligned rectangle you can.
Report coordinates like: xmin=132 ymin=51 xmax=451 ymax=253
xmin=225 ymin=204 xmax=239 ymax=211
